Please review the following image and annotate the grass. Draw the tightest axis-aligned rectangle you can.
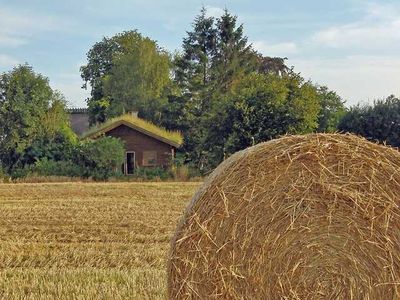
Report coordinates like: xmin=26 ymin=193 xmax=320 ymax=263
xmin=81 ymin=114 xmax=183 ymax=146
xmin=0 ymin=182 xmax=200 ymax=299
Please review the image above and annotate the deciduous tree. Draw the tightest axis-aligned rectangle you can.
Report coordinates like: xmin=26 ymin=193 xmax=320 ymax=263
xmin=338 ymin=95 xmax=400 ymax=147
xmin=81 ymin=30 xmax=170 ymax=124
xmin=0 ymin=65 xmax=73 ymax=172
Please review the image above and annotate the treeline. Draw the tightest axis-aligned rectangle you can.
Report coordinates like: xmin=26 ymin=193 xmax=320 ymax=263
xmin=80 ymin=8 xmax=348 ymax=172
xmin=0 ymin=8 xmax=399 ymax=179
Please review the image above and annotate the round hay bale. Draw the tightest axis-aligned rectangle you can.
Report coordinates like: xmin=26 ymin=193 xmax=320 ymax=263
xmin=168 ymin=133 xmax=400 ymax=299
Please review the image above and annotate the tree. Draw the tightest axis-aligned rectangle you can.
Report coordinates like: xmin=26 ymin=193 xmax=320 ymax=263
xmin=80 ymin=35 xmax=120 ymax=124
xmin=174 ymin=7 xmax=217 ymax=94
xmin=338 ymin=95 xmax=400 ymax=147
xmin=198 ymin=72 xmax=321 ymax=169
xmin=171 ymin=8 xmax=303 ymax=169
xmin=0 ymin=65 xmax=73 ymax=172
xmin=102 ymin=38 xmax=170 ymax=121
xmin=316 ymin=86 xmax=346 ymax=133
xmin=174 ymin=8 xmax=258 ymax=110
xmin=256 ymin=56 xmax=289 ymax=76
xmin=22 ymin=94 xmax=77 ymax=166
xmin=211 ymin=10 xmax=257 ymax=92
xmin=81 ymin=30 xmax=170 ymax=124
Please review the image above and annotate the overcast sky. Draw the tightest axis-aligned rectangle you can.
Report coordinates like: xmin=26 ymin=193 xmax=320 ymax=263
xmin=0 ymin=0 xmax=399 ymax=107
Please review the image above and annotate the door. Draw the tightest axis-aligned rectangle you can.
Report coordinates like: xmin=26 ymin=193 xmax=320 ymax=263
xmin=126 ymin=151 xmax=135 ymax=175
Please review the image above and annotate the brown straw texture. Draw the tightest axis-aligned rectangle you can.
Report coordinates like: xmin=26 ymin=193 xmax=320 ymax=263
xmin=168 ymin=133 xmax=400 ymax=299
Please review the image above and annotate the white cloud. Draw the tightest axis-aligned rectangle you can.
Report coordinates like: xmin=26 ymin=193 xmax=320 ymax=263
xmin=312 ymin=3 xmax=400 ymax=49
xmin=204 ymin=5 xmax=224 ymax=18
xmin=0 ymin=34 xmax=27 ymax=47
xmin=253 ymin=41 xmax=298 ymax=57
xmin=0 ymin=7 xmax=68 ymax=47
xmin=290 ymin=55 xmax=400 ymax=106
xmin=0 ymin=54 xmax=19 ymax=68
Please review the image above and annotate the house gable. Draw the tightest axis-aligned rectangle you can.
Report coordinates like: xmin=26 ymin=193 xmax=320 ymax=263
xmin=106 ymin=124 xmax=174 ymax=168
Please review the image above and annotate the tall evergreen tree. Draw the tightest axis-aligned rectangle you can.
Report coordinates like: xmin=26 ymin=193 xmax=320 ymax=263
xmin=211 ymin=10 xmax=256 ymax=91
xmin=175 ymin=7 xmax=217 ymax=93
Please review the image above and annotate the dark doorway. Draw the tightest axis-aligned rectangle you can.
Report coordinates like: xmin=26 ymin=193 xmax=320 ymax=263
xmin=126 ymin=151 xmax=135 ymax=175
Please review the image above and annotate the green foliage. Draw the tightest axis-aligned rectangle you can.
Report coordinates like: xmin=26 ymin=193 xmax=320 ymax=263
xmin=170 ymin=8 xmax=296 ymax=171
xmin=10 ymin=137 xmax=125 ymax=180
xmin=175 ymin=7 xmax=217 ymax=93
xmin=78 ymin=136 xmax=125 ymax=180
xmin=0 ymin=64 xmax=76 ymax=173
xmin=211 ymin=10 xmax=258 ymax=91
xmin=22 ymin=132 xmax=77 ymax=166
xmin=81 ymin=30 xmax=171 ymax=124
xmin=198 ymin=72 xmax=321 ymax=169
xmin=0 ymin=10 xmax=356 ymax=180
xmin=32 ymin=158 xmax=84 ymax=177
xmin=131 ymin=167 xmax=172 ymax=180
xmin=316 ymin=86 xmax=347 ymax=133
xmin=338 ymin=95 xmax=400 ymax=147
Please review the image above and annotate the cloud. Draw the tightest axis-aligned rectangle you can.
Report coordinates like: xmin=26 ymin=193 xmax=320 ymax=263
xmin=253 ymin=41 xmax=298 ymax=57
xmin=311 ymin=3 xmax=400 ymax=49
xmin=0 ymin=7 xmax=68 ymax=47
xmin=204 ymin=5 xmax=224 ymax=18
xmin=0 ymin=54 xmax=19 ymax=68
xmin=0 ymin=34 xmax=27 ymax=47
xmin=291 ymin=55 xmax=400 ymax=106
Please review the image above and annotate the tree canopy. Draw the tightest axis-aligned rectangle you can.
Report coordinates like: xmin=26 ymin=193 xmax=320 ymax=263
xmin=81 ymin=30 xmax=171 ymax=124
xmin=338 ymin=95 xmax=400 ymax=147
xmin=4 ymin=7 xmax=390 ymax=180
xmin=165 ymin=8 xmax=328 ymax=170
xmin=0 ymin=65 xmax=74 ymax=172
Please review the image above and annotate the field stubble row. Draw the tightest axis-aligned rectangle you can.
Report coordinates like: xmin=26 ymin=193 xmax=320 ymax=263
xmin=0 ymin=182 xmax=200 ymax=299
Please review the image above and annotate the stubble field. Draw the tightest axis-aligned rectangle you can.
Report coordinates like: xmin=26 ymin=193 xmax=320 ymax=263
xmin=0 ymin=182 xmax=200 ymax=299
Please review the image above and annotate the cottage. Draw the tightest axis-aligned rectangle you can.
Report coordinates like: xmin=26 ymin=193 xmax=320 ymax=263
xmin=69 ymin=109 xmax=183 ymax=174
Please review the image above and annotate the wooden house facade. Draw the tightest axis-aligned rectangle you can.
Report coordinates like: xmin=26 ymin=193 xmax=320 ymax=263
xmin=69 ymin=110 xmax=182 ymax=174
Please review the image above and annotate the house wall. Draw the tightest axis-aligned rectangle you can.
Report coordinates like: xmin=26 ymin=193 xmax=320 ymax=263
xmin=106 ymin=125 xmax=174 ymax=168
xmin=69 ymin=111 xmax=90 ymax=136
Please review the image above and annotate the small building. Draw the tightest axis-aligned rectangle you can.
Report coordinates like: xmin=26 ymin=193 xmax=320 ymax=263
xmin=68 ymin=108 xmax=90 ymax=136
xmin=69 ymin=110 xmax=183 ymax=174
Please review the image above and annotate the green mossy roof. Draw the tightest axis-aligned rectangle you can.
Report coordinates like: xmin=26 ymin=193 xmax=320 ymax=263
xmin=82 ymin=114 xmax=183 ymax=147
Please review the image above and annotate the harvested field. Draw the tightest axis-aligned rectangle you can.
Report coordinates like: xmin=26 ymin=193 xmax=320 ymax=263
xmin=0 ymin=182 xmax=200 ymax=299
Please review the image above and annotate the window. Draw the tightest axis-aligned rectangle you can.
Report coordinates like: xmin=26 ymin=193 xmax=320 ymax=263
xmin=143 ymin=151 xmax=157 ymax=166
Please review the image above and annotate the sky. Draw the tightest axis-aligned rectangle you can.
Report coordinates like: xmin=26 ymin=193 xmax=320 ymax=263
xmin=0 ymin=0 xmax=399 ymax=107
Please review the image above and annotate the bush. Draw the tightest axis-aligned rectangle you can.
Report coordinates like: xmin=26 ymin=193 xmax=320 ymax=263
xmin=77 ymin=136 xmax=125 ymax=180
xmin=9 ymin=166 xmax=32 ymax=179
xmin=8 ymin=136 xmax=125 ymax=181
xmin=32 ymin=158 xmax=83 ymax=177
xmin=0 ymin=166 xmax=9 ymax=182
xmin=132 ymin=167 xmax=172 ymax=180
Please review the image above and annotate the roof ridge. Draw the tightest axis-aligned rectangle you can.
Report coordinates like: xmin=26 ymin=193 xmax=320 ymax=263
xmin=67 ymin=108 xmax=88 ymax=113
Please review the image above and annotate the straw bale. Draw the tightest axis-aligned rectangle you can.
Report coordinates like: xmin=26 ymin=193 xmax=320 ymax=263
xmin=168 ymin=133 xmax=400 ymax=299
